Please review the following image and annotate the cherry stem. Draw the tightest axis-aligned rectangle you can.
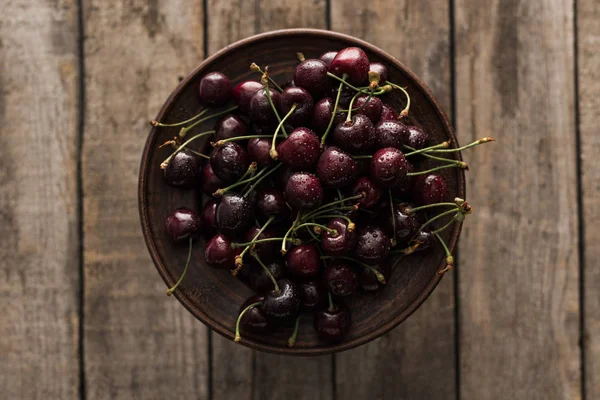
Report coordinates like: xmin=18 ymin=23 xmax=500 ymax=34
xmin=213 ymin=163 xmax=258 ymax=197
xmin=288 ymin=316 xmax=301 ymax=347
xmin=304 ymin=222 xmax=322 ymax=242
xmin=321 ymin=74 xmax=348 ymax=147
xmin=306 ymin=207 xmax=355 ymax=222
xmin=281 ymin=212 xmax=302 ymax=255
xmin=270 ymin=104 xmax=297 ymax=159
xmin=166 ymin=237 xmax=193 ymax=296
xmin=320 ymin=256 xmax=386 ymax=284
xmin=313 ymin=214 xmax=355 ymax=231
xmin=431 ymin=216 xmax=458 ymax=235
xmin=385 ymin=81 xmax=410 ymax=118
xmin=253 ymin=253 xmax=280 ymax=293
xmin=303 ymin=194 xmax=363 ymax=221
xmin=407 ymin=163 xmax=462 ymax=176
xmin=213 ymin=135 xmax=283 ymax=147
xmin=243 ymin=163 xmax=282 ymax=197
xmin=234 ymin=301 xmax=262 ymax=342
xmin=404 ymin=141 xmax=450 ymax=157
xmin=417 ymin=208 xmax=459 ymax=233
xmin=151 ymin=108 xmax=208 ymax=128
xmin=352 ymin=155 xmax=372 ymax=160
xmin=326 ymin=72 xmax=371 ymax=94
xmin=427 ymin=137 xmax=495 ymax=153
xmin=261 ymin=69 xmax=287 ymax=136
xmin=389 ymin=190 xmax=397 ymax=246
xmin=234 ymin=216 xmax=275 ymax=265
xmin=187 ymin=149 xmax=210 ymax=159
xmin=294 ymin=222 xmax=337 ymax=236
xmin=408 ymin=202 xmax=458 ymax=214
xmin=345 ymin=92 xmax=360 ymax=122
xmin=232 ymin=237 xmax=300 ymax=249
xmin=160 ymin=130 xmax=215 ymax=169
xmin=251 ymin=63 xmax=283 ymax=92
xmin=179 ymin=106 xmax=238 ymax=138
xmin=434 ymin=232 xmax=454 ymax=275
xmin=404 ymin=145 xmax=467 ymax=167
xmin=391 ymin=242 xmax=421 ymax=255
xmin=296 ymin=52 xmax=305 ymax=62
xmin=328 ymin=292 xmax=335 ymax=312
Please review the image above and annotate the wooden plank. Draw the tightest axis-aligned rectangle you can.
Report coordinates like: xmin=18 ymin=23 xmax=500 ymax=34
xmin=82 ymin=1 xmax=209 ymax=398
xmin=579 ymin=0 xmax=600 ymax=397
xmin=0 ymin=1 xmax=81 ymax=399
xmin=455 ymin=1 xmax=581 ymax=398
xmin=207 ymin=2 xmax=332 ymax=400
xmin=330 ymin=1 xmax=456 ymax=398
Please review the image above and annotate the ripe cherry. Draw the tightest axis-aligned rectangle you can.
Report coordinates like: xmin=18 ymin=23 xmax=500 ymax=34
xmin=294 ymin=59 xmax=330 ymax=98
xmin=277 ymin=127 xmax=321 ymax=170
xmin=354 ymin=225 xmax=390 ymax=265
xmin=249 ymin=88 xmax=282 ymax=125
xmin=255 ymin=188 xmax=289 ymax=223
xmin=204 ymin=233 xmax=236 ymax=268
xmin=238 ymin=295 xmax=271 ymax=334
xmin=166 ymin=208 xmax=202 ymax=242
xmin=243 ymin=225 xmax=280 ymax=263
xmin=381 ymin=202 xmax=421 ymax=246
xmin=369 ymin=147 xmax=411 ymax=188
xmin=375 ymin=120 xmax=409 ymax=149
xmin=359 ymin=263 xmax=390 ymax=292
xmin=405 ymin=125 xmax=429 ymax=150
xmin=319 ymin=51 xmax=338 ymax=68
xmin=379 ymin=104 xmax=397 ymax=121
xmin=247 ymin=138 xmax=274 ymax=167
xmin=249 ymin=259 xmax=286 ymax=293
xmin=233 ymin=80 xmax=262 ymax=113
xmin=312 ymin=97 xmax=345 ymax=135
xmin=164 ymin=149 xmax=202 ymax=188
xmin=280 ymin=87 xmax=314 ymax=127
xmin=215 ymin=194 xmax=254 ymax=237
xmin=262 ymin=279 xmax=301 ymax=324
xmin=285 ymin=244 xmax=322 ymax=278
xmin=332 ymin=114 xmax=376 ymax=154
xmin=329 ymin=47 xmax=370 ymax=85
xmin=298 ymin=280 xmax=326 ymax=311
xmin=315 ymin=301 xmax=351 ymax=343
xmin=285 ymin=172 xmax=323 ymax=210
xmin=412 ymin=173 xmax=448 ymax=205
xmin=201 ymin=162 xmax=227 ymax=196
xmin=210 ymin=142 xmax=250 ymax=182
xmin=323 ymin=261 xmax=358 ymax=296
xmin=201 ymin=199 xmax=219 ymax=236
xmin=354 ymin=95 xmax=383 ymax=124
xmin=214 ymin=114 xmax=248 ymax=142
xmin=198 ymin=72 xmax=232 ymax=107
xmin=368 ymin=62 xmax=388 ymax=83
xmin=316 ymin=146 xmax=358 ymax=188
xmin=321 ymin=218 xmax=357 ymax=256
xmin=413 ymin=230 xmax=436 ymax=252
xmin=351 ymin=176 xmax=382 ymax=208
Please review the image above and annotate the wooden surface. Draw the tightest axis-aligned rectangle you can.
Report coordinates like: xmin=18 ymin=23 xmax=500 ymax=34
xmin=0 ymin=1 xmax=593 ymax=399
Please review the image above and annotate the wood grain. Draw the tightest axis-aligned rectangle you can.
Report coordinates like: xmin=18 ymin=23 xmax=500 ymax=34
xmin=455 ymin=1 xmax=581 ymax=398
xmin=0 ymin=1 xmax=80 ymax=398
xmin=82 ymin=1 xmax=209 ymax=398
xmin=331 ymin=1 xmax=456 ymax=398
xmin=579 ymin=0 xmax=600 ymax=397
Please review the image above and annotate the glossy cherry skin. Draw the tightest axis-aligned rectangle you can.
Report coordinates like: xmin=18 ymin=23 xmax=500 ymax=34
xmin=315 ymin=302 xmax=351 ymax=342
xmin=233 ymin=80 xmax=262 ymax=113
xmin=359 ymin=263 xmax=391 ymax=292
xmin=285 ymin=244 xmax=322 ymax=278
xmin=215 ymin=194 xmax=254 ymax=237
xmin=389 ymin=163 xmax=415 ymax=198
xmin=214 ymin=114 xmax=248 ymax=142
xmin=311 ymin=97 xmax=345 ymax=135
xmin=370 ymin=147 xmax=412 ymax=188
xmin=332 ymin=114 xmax=376 ymax=154
xmin=164 ymin=149 xmax=202 ymax=188
xmin=375 ymin=120 xmax=409 ymax=149
xmin=277 ymin=127 xmax=320 ymax=170
xmin=319 ymin=51 xmax=338 ymax=68
xmin=323 ymin=261 xmax=358 ymax=296
xmin=354 ymin=225 xmax=390 ymax=265
xmin=280 ymin=87 xmax=314 ymax=127
xmin=210 ymin=142 xmax=250 ymax=182
xmin=204 ymin=233 xmax=236 ymax=268
xmin=255 ymin=188 xmax=289 ymax=223
xmin=405 ymin=125 xmax=429 ymax=150
xmin=198 ymin=72 xmax=232 ymax=107
xmin=262 ymin=279 xmax=301 ymax=324
xmin=247 ymin=138 xmax=274 ymax=167
xmin=331 ymin=85 xmax=355 ymax=108
xmin=381 ymin=202 xmax=421 ymax=246
xmin=243 ymin=225 xmax=280 ymax=263
xmin=412 ymin=173 xmax=448 ymax=205
xmin=413 ymin=230 xmax=436 ymax=252
xmin=285 ymin=172 xmax=323 ymax=210
xmin=294 ymin=59 xmax=330 ymax=98
xmin=249 ymin=88 xmax=282 ymax=125
xmin=316 ymin=146 xmax=358 ymax=188
xmin=239 ymin=295 xmax=271 ymax=334
xmin=165 ymin=208 xmax=202 ymax=242
xmin=368 ymin=62 xmax=388 ymax=84
xmin=329 ymin=47 xmax=369 ymax=85
xmin=379 ymin=104 xmax=397 ymax=121
xmin=321 ymin=218 xmax=357 ymax=256
xmin=351 ymin=176 xmax=382 ymax=208
xmin=354 ymin=95 xmax=383 ymax=124
xmin=298 ymin=280 xmax=326 ymax=311
xmin=201 ymin=199 xmax=219 ymax=236
xmin=201 ymin=163 xmax=227 ymax=196
xmin=249 ymin=260 xmax=286 ymax=293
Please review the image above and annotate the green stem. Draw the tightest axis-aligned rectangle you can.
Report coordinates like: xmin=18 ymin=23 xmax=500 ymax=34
xmin=352 ymin=155 xmax=373 ymax=160
xmin=234 ymin=302 xmax=262 ymax=342
xmin=404 ymin=142 xmax=450 ymax=157
xmin=166 ymin=237 xmax=193 ymax=296
xmin=408 ymin=203 xmax=458 ymax=214
xmin=321 ymin=75 xmax=347 ymax=146
xmin=312 ymin=214 xmax=354 ymax=227
xmin=294 ymin=222 xmax=337 ymax=236
xmin=327 ymin=72 xmax=370 ymax=93
xmin=407 ymin=164 xmax=460 ymax=176
xmin=212 ymin=163 xmax=259 ymax=197
xmin=328 ymin=292 xmax=335 ymax=312
xmin=302 ymin=194 xmax=363 ymax=220
xmin=213 ymin=135 xmax=283 ymax=147
xmin=320 ymin=255 xmax=385 ymax=283
xmin=234 ymin=216 xmax=275 ymax=265
xmin=270 ymin=104 xmax=297 ymax=159
xmin=261 ymin=76 xmax=287 ymax=136
xmin=253 ymin=253 xmax=280 ymax=293
xmin=404 ymin=145 xmax=467 ymax=167
xmin=427 ymin=137 xmax=495 ymax=153
xmin=160 ymin=130 xmax=215 ymax=168
xmin=434 ymin=232 xmax=454 ymax=275
xmin=187 ymin=149 xmax=210 ymax=159
xmin=288 ymin=316 xmax=301 ymax=347
xmin=179 ymin=106 xmax=238 ymax=138
xmin=232 ymin=236 xmax=297 ymax=249
xmin=281 ymin=212 xmax=302 ymax=255
xmin=151 ymin=108 xmax=208 ymax=127
xmin=345 ymin=92 xmax=360 ymax=122
xmin=385 ymin=81 xmax=410 ymax=117
xmin=431 ymin=216 xmax=458 ymax=235
xmin=306 ymin=207 xmax=355 ymax=221
xmin=417 ymin=209 xmax=458 ymax=233
xmin=243 ymin=163 xmax=282 ymax=197
xmin=251 ymin=63 xmax=283 ymax=92
xmin=389 ymin=190 xmax=397 ymax=247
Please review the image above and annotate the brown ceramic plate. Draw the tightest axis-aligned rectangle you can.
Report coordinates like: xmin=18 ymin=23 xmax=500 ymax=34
xmin=139 ymin=28 xmax=464 ymax=355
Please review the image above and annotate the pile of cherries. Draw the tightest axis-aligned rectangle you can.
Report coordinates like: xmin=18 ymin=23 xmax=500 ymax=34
xmin=153 ymin=47 xmax=492 ymax=346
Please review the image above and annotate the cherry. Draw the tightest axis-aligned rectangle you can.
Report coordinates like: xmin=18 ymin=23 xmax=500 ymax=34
xmin=262 ymin=278 xmax=301 ymax=324
xmin=205 ymin=233 xmax=236 ymax=268
xmin=198 ymin=72 xmax=232 ymax=107
xmin=276 ymin=127 xmax=321 ymax=170
xmin=294 ymin=59 xmax=330 ymax=98
xmin=165 ymin=208 xmax=202 ymax=242
xmin=280 ymin=87 xmax=314 ymax=127
xmin=311 ymin=97 xmax=345 ymax=135
xmin=255 ymin=188 xmax=289 ymax=223
xmin=413 ymin=230 xmax=436 ymax=252
xmin=389 ymin=165 xmax=415 ymax=198
xmin=249 ymin=88 xmax=282 ymax=125
xmin=285 ymin=172 xmax=323 ymax=210
xmin=359 ymin=263 xmax=390 ymax=292
xmin=369 ymin=147 xmax=411 ymax=188
xmin=379 ymin=104 xmax=397 ymax=121
xmin=298 ymin=280 xmax=326 ymax=311
xmin=233 ymin=80 xmax=262 ymax=113
xmin=210 ymin=142 xmax=250 ymax=182
xmin=319 ymin=51 xmax=338 ymax=68
xmin=354 ymin=95 xmax=383 ymax=124
xmin=381 ymin=202 xmax=421 ymax=246
xmin=351 ymin=177 xmax=382 ymax=208
xmin=323 ymin=260 xmax=358 ymax=296
xmin=164 ymin=149 xmax=202 ymax=189
xmin=314 ymin=301 xmax=351 ymax=342
xmin=332 ymin=114 xmax=376 ymax=154
xmin=321 ymin=218 xmax=357 ymax=256
xmin=215 ymin=194 xmax=254 ymax=237
xmin=285 ymin=243 xmax=322 ymax=278
xmin=405 ymin=125 xmax=429 ymax=150
xmin=247 ymin=138 xmax=274 ymax=167
xmin=201 ymin=199 xmax=219 ymax=235
xmin=249 ymin=259 xmax=286 ymax=293
xmin=331 ymin=85 xmax=356 ymax=108
xmin=412 ymin=174 xmax=448 ymax=205
xmin=243 ymin=225 xmax=280 ymax=263
xmin=214 ymin=114 xmax=248 ymax=142
xmin=368 ymin=62 xmax=388 ymax=83
xmin=201 ymin=163 xmax=227 ymax=196
xmin=354 ymin=225 xmax=390 ymax=265
xmin=375 ymin=120 xmax=409 ymax=149
xmin=238 ymin=295 xmax=271 ymax=334
xmin=329 ymin=47 xmax=369 ymax=85
xmin=316 ymin=146 xmax=358 ymax=188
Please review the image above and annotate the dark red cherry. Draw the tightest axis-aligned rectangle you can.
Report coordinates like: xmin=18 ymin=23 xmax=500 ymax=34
xmin=164 ymin=149 xmax=202 ymax=188
xmin=294 ymin=59 xmax=330 ymax=98
xmin=249 ymin=260 xmax=286 ymax=293
xmin=359 ymin=263 xmax=390 ymax=292
xmin=255 ymin=188 xmax=289 ymax=223
xmin=201 ymin=163 xmax=227 ymax=196
xmin=165 ymin=208 xmax=202 ymax=242
xmin=375 ymin=120 xmax=409 ymax=149
xmin=298 ymin=280 xmax=326 ymax=311
xmin=354 ymin=225 xmax=390 ymax=265
xmin=331 ymin=85 xmax=356 ymax=108
xmin=329 ymin=47 xmax=369 ymax=85
xmin=198 ymin=72 xmax=232 ymax=107
xmin=354 ymin=95 xmax=383 ymax=124
xmin=311 ymin=97 xmax=346 ymax=135
xmin=249 ymin=88 xmax=282 ymax=125
xmin=262 ymin=279 xmax=301 ymax=324
xmin=285 ymin=172 xmax=323 ymax=210
xmin=323 ymin=261 xmax=358 ymax=296
xmin=233 ymin=80 xmax=262 ymax=113
xmin=405 ymin=125 xmax=429 ymax=150
xmin=412 ymin=174 xmax=448 ymax=205
xmin=280 ymin=87 xmax=314 ymax=127
xmin=351 ymin=177 xmax=382 ymax=208
xmin=381 ymin=202 xmax=421 ymax=246
xmin=210 ymin=142 xmax=250 ymax=182
xmin=319 ymin=51 xmax=338 ymax=68
xmin=201 ymin=199 xmax=219 ymax=236
xmin=369 ymin=147 xmax=411 ymax=188
xmin=243 ymin=225 xmax=280 ymax=263
xmin=368 ymin=62 xmax=388 ymax=83
xmin=379 ymin=104 xmax=397 ymax=121
xmin=239 ymin=295 xmax=271 ymax=334
xmin=205 ymin=233 xmax=236 ymax=268
xmin=285 ymin=244 xmax=322 ymax=278
xmin=413 ymin=230 xmax=436 ymax=252
xmin=315 ymin=301 xmax=351 ymax=342
xmin=247 ymin=138 xmax=274 ymax=167
xmin=321 ymin=218 xmax=357 ymax=256
xmin=277 ymin=127 xmax=320 ymax=170
xmin=215 ymin=194 xmax=254 ymax=237
xmin=316 ymin=146 xmax=358 ymax=188
xmin=389 ymin=163 xmax=415 ymax=198
xmin=332 ymin=114 xmax=376 ymax=154
xmin=214 ymin=114 xmax=248 ymax=142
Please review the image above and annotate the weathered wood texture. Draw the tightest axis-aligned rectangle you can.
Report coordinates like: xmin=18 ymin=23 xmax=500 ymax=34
xmin=207 ymin=2 xmax=333 ymax=400
xmin=82 ymin=1 xmax=209 ymax=398
xmin=579 ymin=0 xmax=600 ymax=397
xmin=455 ymin=1 xmax=581 ymax=399
xmin=0 ymin=1 xmax=81 ymax=399
xmin=331 ymin=1 xmax=456 ymax=398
